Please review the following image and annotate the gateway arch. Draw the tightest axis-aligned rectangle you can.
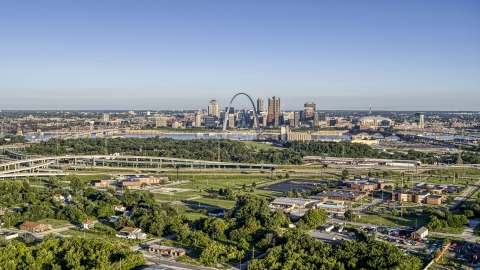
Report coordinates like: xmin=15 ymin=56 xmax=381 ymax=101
xmin=222 ymin=93 xmax=261 ymax=131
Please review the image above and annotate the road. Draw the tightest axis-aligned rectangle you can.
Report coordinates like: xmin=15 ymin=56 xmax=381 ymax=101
xmin=447 ymin=179 xmax=480 ymax=210
xmin=142 ymin=251 xmax=215 ymax=270
xmin=331 ymin=218 xmax=480 ymax=242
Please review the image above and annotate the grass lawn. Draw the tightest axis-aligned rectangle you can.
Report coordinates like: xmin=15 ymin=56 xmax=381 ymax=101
xmin=242 ymin=141 xmax=283 ymax=151
xmin=354 ymin=213 xmax=429 ymax=228
xmin=37 ymin=219 xmax=74 ymax=228
xmin=174 ymin=205 xmax=209 ymax=221
xmin=187 ymin=197 xmax=236 ymax=209
xmin=462 ymin=186 xmax=480 ymax=208
xmin=60 ymin=229 xmax=104 ymax=239
xmin=432 ymin=226 xmax=467 ymax=235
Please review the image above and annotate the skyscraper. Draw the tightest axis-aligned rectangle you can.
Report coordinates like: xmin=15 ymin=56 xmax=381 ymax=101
xmin=268 ymin=96 xmax=281 ymax=127
xmin=414 ymin=113 xmax=425 ymax=129
xmin=303 ymin=102 xmax=316 ymax=121
xmin=313 ymin=112 xmax=319 ymax=126
xmin=155 ymin=115 xmax=167 ymax=127
xmin=293 ymin=111 xmax=300 ymax=128
xmin=195 ymin=113 xmax=202 ymax=127
xmin=208 ymin=100 xmax=219 ymax=118
xmin=257 ymin=98 xmax=264 ymax=113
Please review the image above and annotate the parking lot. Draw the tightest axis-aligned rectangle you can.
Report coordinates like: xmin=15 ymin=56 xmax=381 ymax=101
xmin=446 ymin=241 xmax=480 ymax=265
xmin=258 ymin=179 xmax=330 ymax=193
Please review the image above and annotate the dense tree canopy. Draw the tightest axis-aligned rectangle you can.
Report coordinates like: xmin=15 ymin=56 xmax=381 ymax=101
xmin=0 ymin=237 xmax=145 ymax=269
xmin=247 ymin=230 xmax=423 ymax=270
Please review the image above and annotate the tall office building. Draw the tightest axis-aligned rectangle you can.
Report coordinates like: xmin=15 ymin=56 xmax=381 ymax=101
xmin=155 ymin=115 xmax=167 ymax=127
xmin=268 ymin=96 xmax=281 ymax=127
xmin=228 ymin=114 xmax=235 ymax=128
xmin=257 ymin=98 xmax=264 ymax=113
xmin=313 ymin=112 xmax=319 ymax=126
xmin=414 ymin=113 xmax=425 ymax=129
xmin=102 ymin=113 xmax=110 ymax=123
xmin=292 ymin=111 xmax=300 ymax=128
xmin=195 ymin=113 xmax=202 ymax=127
xmin=318 ymin=112 xmax=326 ymax=122
xmin=303 ymin=102 xmax=316 ymax=121
xmin=208 ymin=100 xmax=219 ymax=118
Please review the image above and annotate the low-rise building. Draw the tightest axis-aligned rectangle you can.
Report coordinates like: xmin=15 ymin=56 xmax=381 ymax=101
xmin=130 ymin=176 xmax=169 ymax=185
xmin=53 ymin=194 xmax=65 ymax=201
xmin=269 ymin=198 xmax=314 ymax=210
xmin=411 ymin=227 xmax=429 ymax=239
xmin=116 ymin=227 xmax=146 ymax=239
xmin=120 ymin=180 xmax=141 ymax=189
xmin=315 ymin=190 xmax=369 ymax=202
xmin=20 ymin=222 xmax=48 ymax=233
xmin=148 ymin=245 xmax=186 ymax=257
xmin=310 ymin=201 xmax=347 ymax=214
xmin=81 ymin=220 xmax=95 ymax=230
xmin=426 ymin=195 xmax=443 ymax=205
xmin=114 ymin=205 xmax=126 ymax=212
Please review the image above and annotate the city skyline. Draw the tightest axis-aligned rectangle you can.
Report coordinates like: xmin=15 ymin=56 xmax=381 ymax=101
xmin=1 ymin=1 xmax=479 ymax=110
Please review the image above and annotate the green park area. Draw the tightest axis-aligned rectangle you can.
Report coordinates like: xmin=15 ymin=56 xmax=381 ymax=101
xmin=37 ymin=219 xmax=73 ymax=229
xmin=242 ymin=141 xmax=282 ymax=151
xmin=60 ymin=229 xmax=105 ymax=239
xmin=354 ymin=213 xmax=429 ymax=228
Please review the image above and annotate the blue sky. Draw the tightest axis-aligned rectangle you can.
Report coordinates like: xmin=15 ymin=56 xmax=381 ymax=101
xmin=0 ymin=1 xmax=479 ymax=111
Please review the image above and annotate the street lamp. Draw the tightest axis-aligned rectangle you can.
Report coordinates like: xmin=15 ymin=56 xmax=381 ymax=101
xmin=175 ymin=165 xmax=179 ymax=182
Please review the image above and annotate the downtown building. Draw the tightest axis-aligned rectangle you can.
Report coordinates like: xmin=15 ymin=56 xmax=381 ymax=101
xmin=267 ymin=96 xmax=281 ymax=127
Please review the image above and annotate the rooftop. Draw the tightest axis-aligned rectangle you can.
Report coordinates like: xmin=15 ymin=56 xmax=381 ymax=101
xmin=20 ymin=221 xmax=42 ymax=228
xmin=270 ymin=198 xmax=313 ymax=205
xmin=120 ymin=227 xmax=138 ymax=233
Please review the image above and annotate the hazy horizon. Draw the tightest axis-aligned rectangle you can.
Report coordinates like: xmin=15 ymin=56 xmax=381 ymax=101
xmin=1 ymin=1 xmax=479 ymax=111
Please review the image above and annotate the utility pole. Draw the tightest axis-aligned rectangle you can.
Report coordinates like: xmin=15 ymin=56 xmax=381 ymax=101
xmin=251 ymin=247 xmax=255 ymax=260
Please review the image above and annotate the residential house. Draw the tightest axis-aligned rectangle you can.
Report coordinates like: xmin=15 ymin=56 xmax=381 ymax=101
xmin=81 ymin=220 xmax=95 ymax=230
xmin=53 ymin=194 xmax=65 ymax=201
xmin=116 ymin=227 xmax=146 ymax=239
xmin=114 ymin=205 xmax=126 ymax=212
xmin=20 ymin=222 xmax=49 ymax=233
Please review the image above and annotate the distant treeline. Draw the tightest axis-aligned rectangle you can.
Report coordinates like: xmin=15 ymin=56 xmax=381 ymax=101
xmin=22 ymin=137 xmax=480 ymax=164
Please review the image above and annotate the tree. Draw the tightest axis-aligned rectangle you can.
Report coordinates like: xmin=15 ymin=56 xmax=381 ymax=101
xmin=252 ymin=181 xmax=257 ymax=188
xmin=229 ymin=194 xmax=270 ymax=224
xmin=238 ymin=238 xmax=249 ymax=251
xmin=265 ymin=211 xmax=290 ymax=230
xmin=69 ymin=176 xmax=85 ymax=195
xmin=302 ymin=209 xmax=328 ymax=229
xmin=391 ymin=208 xmax=399 ymax=216
xmin=344 ymin=209 xmax=355 ymax=221
xmin=341 ymin=169 xmax=349 ymax=179
xmin=203 ymin=218 xmax=227 ymax=240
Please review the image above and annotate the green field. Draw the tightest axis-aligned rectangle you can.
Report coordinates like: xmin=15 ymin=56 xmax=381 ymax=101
xmin=242 ymin=141 xmax=283 ymax=151
xmin=462 ymin=186 xmax=480 ymax=208
xmin=354 ymin=213 xmax=429 ymax=228
xmin=60 ymin=229 xmax=104 ymax=239
xmin=37 ymin=219 xmax=73 ymax=229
